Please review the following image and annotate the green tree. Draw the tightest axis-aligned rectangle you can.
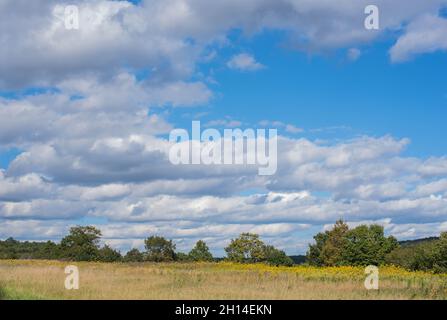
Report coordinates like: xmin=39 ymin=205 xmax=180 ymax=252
xmin=386 ymin=239 xmax=437 ymax=271
xmin=188 ymin=240 xmax=213 ymax=262
xmin=225 ymin=233 xmax=266 ymax=263
xmin=38 ymin=241 xmax=62 ymax=260
xmin=432 ymin=232 xmax=447 ymax=273
xmin=99 ymin=245 xmax=122 ymax=262
xmin=307 ymin=221 xmax=397 ymax=267
xmin=307 ymin=220 xmax=349 ymax=266
xmin=60 ymin=226 xmax=102 ymax=261
xmin=123 ymin=248 xmax=144 ymax=262
xmin=144 ymin=236 xmax=176 ymax=262
xmin=341 ymin=224 xmax=398 ymax=266
xmin=263 ymin=245 xmax=294 ymax=266
xmin=306 ymin=232 xmax=329 ymax=266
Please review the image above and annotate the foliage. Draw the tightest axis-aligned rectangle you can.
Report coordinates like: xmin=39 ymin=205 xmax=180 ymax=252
xmin=175 ymin=252 xmax=191 ymax=262
xmin=99 ymin=245 xmax=122 ymax=262
xmin=3 ymin=221 xmax=447 ymax=273
xmin=225 ymin=233 xmax=293 ymax=266
xmin=188 ymin=240 xmax=213 ymax=262
xmin=263 ymin=245 xmax=294 ymax=267
xmin=386 ymin=232 xmax=447 ymax=273
xmin=123 ymin=248 xmax=144 ymax=262
xmin=144 ymin=236 xmax=176 ymax=262
xmin=432 ymin=232 xmax=447 ymax=273
xmin=341 ymin=224 xmax=398 ymax=266
xmin=307 ymin=220 xmax=348 ymax=266
xmin=60 ymin=226 xmax=102 ymax=261
xmin=225 ymin=233 xmax=266 ymax=263
xmin=0 ymin=238 xmax=62 ymax=260
xmin=307 ymin=220 xmax=398 ymax=267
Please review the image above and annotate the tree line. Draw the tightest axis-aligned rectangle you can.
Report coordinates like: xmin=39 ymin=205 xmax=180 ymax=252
xmin=2 ymin=221 xmax=447 ymax=273
xmin=307 ymin=220 xmax=447 ymax=273
xmin=0 ymin=226 xmax=293 ymax=266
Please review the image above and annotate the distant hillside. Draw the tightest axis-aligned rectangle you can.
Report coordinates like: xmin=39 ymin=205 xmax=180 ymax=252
xmin=289 ymin=255 xmax=306 ymax=265
xmin=399 ymin=237 xmax=439 ymax=247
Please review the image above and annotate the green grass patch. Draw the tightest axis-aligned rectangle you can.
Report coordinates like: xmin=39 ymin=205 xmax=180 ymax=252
xmin=0 ymin=283 xmax=44 ymax=300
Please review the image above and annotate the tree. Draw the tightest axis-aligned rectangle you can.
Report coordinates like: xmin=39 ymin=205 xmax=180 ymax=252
xmin=307 ymin=232 xmax=329 ymax=267
xmin=341 ymin=224 xmax=398 ymax=266
xmin=225 ymin=233 xmax=266 ymax=263
xmin=60 ymin=226 xmax=102 ymax=261
xmin=38 ymin=241 xmax=62 ymax=260
xmin=307 ymin=221 xmax=398 ymax=267
xmin=189 ymin=240 xmax=213 ymax=262
xmin=307 ymin=220 xmax=349 ymax=266
xmin=386 ymin=239 xmax=437 ymax=271
xmin=123 ymin=248 xmax=144 ymax=262
xmin=99 ymin=245 xmax=122 ymax=262
xmin=263 ymin=245 xmax=294 ymax=266
xmin=432 ymin=232 xmax=447 ymax=273
xmin=144 ymin=236 xmax=176 ymax=262
xmin=321 ymin=220 xmax=349 ymax=266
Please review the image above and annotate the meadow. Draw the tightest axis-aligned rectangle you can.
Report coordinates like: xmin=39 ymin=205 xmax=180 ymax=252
xmin=1 ymin=260 xmax=447 ymax=300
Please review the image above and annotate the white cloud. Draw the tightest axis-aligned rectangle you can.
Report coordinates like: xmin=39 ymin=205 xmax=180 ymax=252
xmin=285 ymin=124 xmax=304 ymax=134
xmin=227 ymin=53 xmax=265 ymax=71
xmin=390 ymin=14 xmax=447 ymax=62
xmin=1 ymin=0 xmax=446 ymax=88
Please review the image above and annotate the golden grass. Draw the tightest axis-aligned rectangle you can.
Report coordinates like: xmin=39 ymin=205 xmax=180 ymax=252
xmin=1 ymin=260 xmax=446 ymax=300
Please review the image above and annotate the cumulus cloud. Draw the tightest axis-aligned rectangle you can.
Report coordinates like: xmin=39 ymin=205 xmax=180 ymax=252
xmin=2 ymin=0 xmax=446 ymax=89
xmin=390 ymin=14 xmax=447 ymax=62
xmin=227 ymin=53 xmax=265 ymax=71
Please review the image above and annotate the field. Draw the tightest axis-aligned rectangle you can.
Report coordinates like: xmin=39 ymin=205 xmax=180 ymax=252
xmin=1 ymin=260 xmax=447 ymax=300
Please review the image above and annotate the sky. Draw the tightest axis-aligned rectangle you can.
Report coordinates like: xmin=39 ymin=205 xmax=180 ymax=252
xmin=1 ymin=0 xmax=447 ymax=256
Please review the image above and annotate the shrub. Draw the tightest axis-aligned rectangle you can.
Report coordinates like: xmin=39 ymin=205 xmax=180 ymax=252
xmin=99 ymin=245 xmax=122 ymax=262
xmin=123 ymin=248 xmax=144 ymax=262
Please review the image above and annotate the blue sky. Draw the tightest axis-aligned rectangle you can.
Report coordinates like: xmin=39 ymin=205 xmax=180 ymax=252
xmin=1 ymin=0 xmax=447 ymax=255
xmin=170 ymin=33 xmax=447 ymax=158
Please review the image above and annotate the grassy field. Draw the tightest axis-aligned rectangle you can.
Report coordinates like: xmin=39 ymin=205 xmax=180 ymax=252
xmin=1 ymin=260 xmax=447 ymax=300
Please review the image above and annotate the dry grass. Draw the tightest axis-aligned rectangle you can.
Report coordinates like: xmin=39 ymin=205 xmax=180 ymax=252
xmin=0 ymin=260 xmax=447 ymax=300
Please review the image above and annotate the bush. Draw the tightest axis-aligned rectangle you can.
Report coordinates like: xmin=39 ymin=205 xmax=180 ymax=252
xmin=123 ymin=248 xmax=144 ymax=262
xmin=99 ymin=245 xmax=122 ymax=262
xmin=175 ymin=252 xmax=191 ymax=262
